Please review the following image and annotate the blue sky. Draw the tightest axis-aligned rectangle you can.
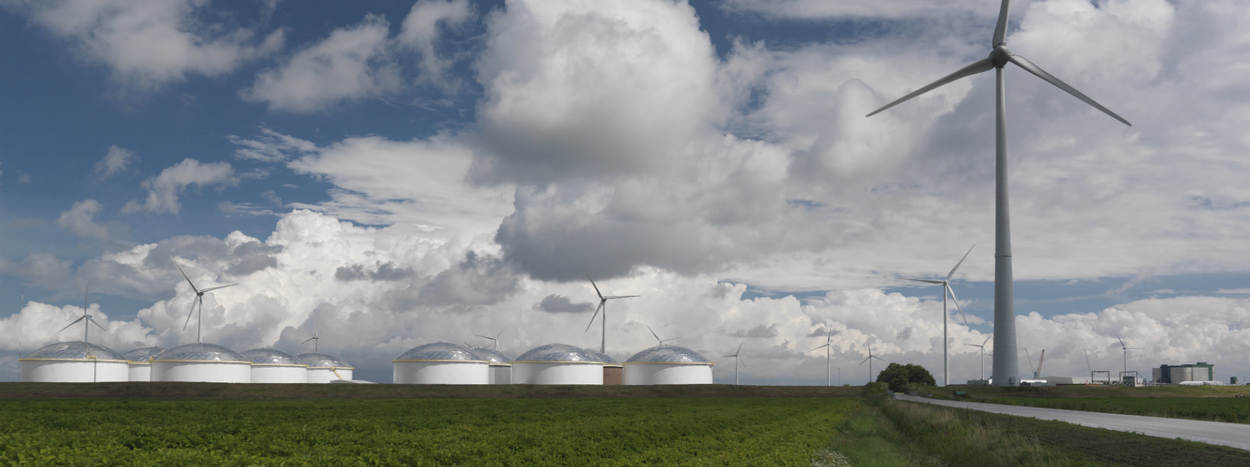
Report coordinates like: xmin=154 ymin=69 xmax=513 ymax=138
xmin=2 ymin=0 xmax=1249 ymax=385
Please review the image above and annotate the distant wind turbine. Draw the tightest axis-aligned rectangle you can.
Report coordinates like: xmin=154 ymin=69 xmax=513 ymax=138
xmin=16 ymin=294 xmax=23 ymax=359
xmin=175 ymin=263 xmax=236 ymax=343
xmin=965 ymin=335 xmax=992 ymax=381
xmin=584 ymin=279 xmax=639 ymax=354
xmin=304 ymin=328 xmax=321 ymax=353
xmin=906 ymin=244 xmax=974 ymax=387
xmin=867 ymin=0 xmax=1131 ymax=387
xmin=1117 ymin=337 xmax=1140 ymax=381
xmin=724 ymin=343 xmax=744 ymax=385
xmin=644 ymin=324 xmax=678 ymax=346
xmin=860 ymin=343 xmax=884 ymax=383
xmin=59 ymin=286 xmax=104 ymax=349
xmin=475 ymin=330 xmax=503 ymax=351
xmin=809 ymin=324 xmax=837 ymax=386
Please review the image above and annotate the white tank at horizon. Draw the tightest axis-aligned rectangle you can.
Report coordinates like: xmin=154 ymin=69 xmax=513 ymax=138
xmin=511 ymin=344 xmax=604 ymax=385
xmin=393 ymin=343 xmax=490 ymax=384
xmin=623 ymin=346 xmax=713 ymax=385
xmin=20 ymin=342 xmax=129 ymax=383
xmin=152 ymin=343 xmax=251 ymax=383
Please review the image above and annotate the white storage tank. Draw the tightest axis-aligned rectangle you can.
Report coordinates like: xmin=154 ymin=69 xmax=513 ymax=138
xmin=152 ymin=343 xmax=252 ymax=383
xmin=121 ymin=346 xmax=164 ymax=382
xmin=472 ymin=347 xmax=513 ymax=384
xmin=298 ymin=353 xmax=354 ymax=383
xmin=512 ymin=343 xmax=604 ymax=385
xmin=242 ymin=348 xmax=308 ymax=384
xmin=623 ymin=345 xmax=714 ymax=385
xmin=393 ymin=342 xmax=490 ymax=384
xmin=20 ymin=342 xmax=129 ymax=383
xmin=585 ymin=349 xmax=623 ymax=385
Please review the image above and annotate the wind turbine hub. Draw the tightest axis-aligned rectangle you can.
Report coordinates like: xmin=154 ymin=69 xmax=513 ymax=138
xmin=990 ymin=47 xmax=1010 ymax=68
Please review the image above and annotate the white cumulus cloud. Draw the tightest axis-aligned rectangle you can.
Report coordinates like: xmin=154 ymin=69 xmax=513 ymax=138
xmin=124 ymin=158 xmax=237 ymax=215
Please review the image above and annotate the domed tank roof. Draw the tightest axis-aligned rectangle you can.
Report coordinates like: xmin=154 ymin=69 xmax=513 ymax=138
xmin=626 ymin=345 xmax=712 ymax=365
xmin=582 ymin=349 xmax=618 ymax=365
xmin=24 ymin=341 xmax=123 ymax=361
xmin=154 ymin=343 xmax=246 ymax=363
xmin=241 ymin=348 xmax=301 ymax=365
xmin=297 ymin=352 xmax=353 ymax=369
xmin=121 ymin=346 xmax=164 ymax=362
xmin=471 ymin=347 xmax=512 ymax=365
xmin=395 ymin=342 xmax=486 ymax=362
xmin=515 ymin=343 xmax=604 ymax=363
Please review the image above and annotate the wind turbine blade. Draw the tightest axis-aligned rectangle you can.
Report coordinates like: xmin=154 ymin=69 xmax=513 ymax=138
xmin=474 ymin=334 xmax=494 ymax=340
xmin=174 ymin=263 xmax=200 ymax=294
xmin=871 ymin=356 xmax=885 ymax=361
xmin=584 ymin=302 xmax=603 ymax=333
xmin=182 ymin=299 xmax=196 ymax=330
xmin=646 ymin=325 xmax=661 ymax=344
xmin=736 ymin=343 xmax=743 ymax=356
xmin=605 ymin=295 xmax=640 ymax=300
xmin=866 ymin=57 xmax=994 ymax=117
xmin=495 ymin=330 xmax=503 ymax=340
xmin=905 ymin=278 xmax=945 ymax=285
xmin=1117 ymin=336 xmax=1126 ymax=348
xmin=810 ymin=344 xmax=830 ymax=352
xmin=859 ymin=356 xmax=870 ymax=365
xmin=199 ymin=283 xmax=237 ymax=294
xmin=589 ymin=279 xmax=604 ymax=301
xmin=302 ymin=337 xmax=315 ymax=343
xmin=946 ymin=284 xmax=970 ymax=327
xmin=60 ymin=316 xmax=86 ymax=333
xmin=992 ymin=0 xmax=1010 ymax=46
xmin=90 ymin=317 xmax=106 ymax=330
xmin=1007 ymin=54 xmax=1131 ymax=126
xmin=965 ymin=343 xmax=981 ymax=348
xmin=945 ymin=244 xmax=976 ymax=281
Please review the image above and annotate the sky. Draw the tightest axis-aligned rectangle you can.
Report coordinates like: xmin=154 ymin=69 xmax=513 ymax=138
xmin=1 ymin=0 xmax=1249 ymax=385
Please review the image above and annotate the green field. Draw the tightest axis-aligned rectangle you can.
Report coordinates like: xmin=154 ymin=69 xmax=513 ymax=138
xmin=2 ymin=383 xmax=1249 ymax=466
xmin=933 ymin=384 xmax=1250 ymax=424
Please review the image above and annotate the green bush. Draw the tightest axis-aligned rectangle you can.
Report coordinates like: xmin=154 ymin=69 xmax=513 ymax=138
xmin=876 ymin=363 xmax=935 ymax=392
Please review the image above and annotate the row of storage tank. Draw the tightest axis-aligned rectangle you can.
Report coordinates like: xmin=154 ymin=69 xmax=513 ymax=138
xmin=20 ymin=342 xmax=713 ymax=385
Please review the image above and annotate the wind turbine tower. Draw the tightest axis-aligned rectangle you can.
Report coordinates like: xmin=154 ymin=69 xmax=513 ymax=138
xmin=966 ymin=335 xmax=991 ymax=381
xmin=860 ymin=344 xmax=884 ymax=383
xmin=176 ymin=263 xmax=237 ymax=343
xmin=584 ymin=279 xmax=639 ymax=355
xmin=810 ymin=325 xmax=836 ymax=386
xmin=304 ymin=329 xmax=321 ymax=353
xmin=867 ymin=0 xmax=1131 ymax=386
xmin=724 ymin=343 xmax=744 ymax=385
xmin=906 ymin=245 xmax=974 ymax=386
xmin=60 ymin=286 xmax=104 ymax=348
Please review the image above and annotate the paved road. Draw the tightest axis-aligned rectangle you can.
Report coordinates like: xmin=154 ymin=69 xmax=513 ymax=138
xmin=895 ymin=394 xmax=1250 ymax=451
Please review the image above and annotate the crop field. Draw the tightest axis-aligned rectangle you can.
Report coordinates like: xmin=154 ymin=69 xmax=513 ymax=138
xmin=0 ymin=394 xmax=856 ymax=465
xmin=934 ymin=384 xmax=1250 ymax=424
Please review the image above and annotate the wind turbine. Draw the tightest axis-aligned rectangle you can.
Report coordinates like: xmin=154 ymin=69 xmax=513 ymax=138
xmin=906 ymin=244 xmax=975 ymax=387
xmin=860 ymin=343 xmax=885 ymax=383
xmin=724 ymin=343 xmax=744 ymax=385
xmin=16 ymin=294 xmax=23 ymax=358
xmin=965 ymin=335 xmax=992 ymax=381
xmin=303 ymin=328 xmax=321 ymax=353
xmin=175 ymin=263 xmax=236 ymax=343
xmin=584 ymin=279 xmax=639 ymax=354
xmin=59 ymin=286 xmax=104 ymax=350
xmin=644 ymin=324 xmax=678 ymax=346
xmin=1117 ymin=337 xmax=1139 ymax=381
xmin=867 ymin=0 xmax=1131 ymax=387
xmin=809 ymin=325 xmax=836 ymax=386
xmin=475 ymin=330 xmax=503 ymax=351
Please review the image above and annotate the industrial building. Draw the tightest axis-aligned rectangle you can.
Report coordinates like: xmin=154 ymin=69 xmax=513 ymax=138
xmin=20 ymin=342 xmax=130 ymax=383
xmin=121 ymin=346 xmax=164 ymax=382
xmin=152 ymin=343 xmax=252 ymax=383
xmin=623 ymin=346 xmax=714 ymax=385
xmin=512 ymin=344 xmax=604 ymax=385
xmin=471 ymin=347 xmax=513 ymax=384
xmin=1153 ymin=362 xmax=1215 ymax=384
xmin=242 ymin=348 xmax=308 ymax=383
xmin=393 ymin=342 xmax=490 ymax=384
xmin=298 ymin=352 xmax=354 ymax=383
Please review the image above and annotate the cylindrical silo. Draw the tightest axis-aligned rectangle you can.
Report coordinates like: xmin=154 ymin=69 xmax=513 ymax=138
xmin=393 ymin=342 xmax=490 ymax=384
xmin=242 ymin=348 xmax=308 ymax=383
xmin=20 ymin=342 xmax=129 ymax=383
xmin=297 ymin=353 xmax=354 ymax=383
xmin=511 ymin=344 xmax=604 ymax=385
xmin=471 ymin=347 xmax=513 ymax=384
xmin=623 ymin=345 xmax=714 ymax=385
xmin=152 ymin=343 xmax=251 ymax=383
xmin=121 ymin=346 xmax=164 ymax=382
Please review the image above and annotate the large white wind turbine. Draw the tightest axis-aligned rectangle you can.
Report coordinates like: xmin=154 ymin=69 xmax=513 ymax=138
xmin=59 ymin=287 xmax=104 ymax=348
xmin=809 ymin=325 xmax=837 ymax=386
xmin=907 ymin=244 xmax=974 ymax=387
xmin=867 ymin=0 xmax=1131 ymax=386
xmin=965 ymin=335 xmax=992 ymax=381
xmin=584 ymin=279 xmax=639 ymax=354
xmin=304 ymin=328 xmax=321 ymax=353
xmin=859 ymin=343 xmax=884 ymax=383
xmin=724 ymin=343 xmax=744 ymax=385
xmin=175 ymin=263 xmax=236 ymax=343
xmin=475 ymin=330 xmax=503 ymax=351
